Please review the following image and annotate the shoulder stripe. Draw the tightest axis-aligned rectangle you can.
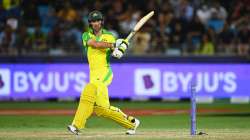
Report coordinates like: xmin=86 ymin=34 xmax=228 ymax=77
xmin=102 ymin=29 xmax=114 ymax=36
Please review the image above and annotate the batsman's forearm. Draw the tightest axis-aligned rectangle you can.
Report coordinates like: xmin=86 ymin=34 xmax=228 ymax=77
xmin=88 ymin=39 xmax=114 ymax=49
xmin=96 ymin=42 xmax=114 ymax=49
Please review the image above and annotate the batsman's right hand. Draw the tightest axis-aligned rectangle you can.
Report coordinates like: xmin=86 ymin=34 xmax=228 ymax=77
xmin=115 ymin=38 xmax=129 ymax=53
xmin=112 ymin=47 xmax=124 ymax=59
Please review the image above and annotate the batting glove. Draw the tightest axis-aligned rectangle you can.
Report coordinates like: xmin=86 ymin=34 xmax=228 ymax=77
xmin=115 ymin=38 xmax=129 ymax=53
xmin=112 ymin=47 xmax=124 ymax=59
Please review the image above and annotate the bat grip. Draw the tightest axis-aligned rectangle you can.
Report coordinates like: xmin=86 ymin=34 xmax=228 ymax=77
xmin=126 ymin=31 xmax=135 ymax=41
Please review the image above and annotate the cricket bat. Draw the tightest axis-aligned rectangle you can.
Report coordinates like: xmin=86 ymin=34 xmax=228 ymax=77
xmin=126 ymin=11 xmax=154 ymax=41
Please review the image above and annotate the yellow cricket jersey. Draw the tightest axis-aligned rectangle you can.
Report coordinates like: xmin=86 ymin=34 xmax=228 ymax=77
xmin=82 ymin=28 xmax=116 ymax=71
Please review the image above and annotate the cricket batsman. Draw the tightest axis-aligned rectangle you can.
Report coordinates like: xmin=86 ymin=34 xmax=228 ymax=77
xmin=67 ymin=10 xmax=140 ymax=135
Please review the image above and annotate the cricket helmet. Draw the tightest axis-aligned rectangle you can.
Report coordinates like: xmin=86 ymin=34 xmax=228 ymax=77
xmin=88 ymin=10 xmax=103 ymax=22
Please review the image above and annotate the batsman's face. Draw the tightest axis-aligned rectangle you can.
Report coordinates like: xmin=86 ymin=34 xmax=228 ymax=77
xmin=90 ymin=20 xmax=102 ymax=32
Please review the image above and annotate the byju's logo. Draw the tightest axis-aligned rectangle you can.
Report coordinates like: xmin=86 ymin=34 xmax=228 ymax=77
xmin=0 ymin=69 xmax=11 ymax=95
xmin=142 ymin=75 xmax=154 ymax=89
xmin=134 ymin=69 xmax=161 ymax=96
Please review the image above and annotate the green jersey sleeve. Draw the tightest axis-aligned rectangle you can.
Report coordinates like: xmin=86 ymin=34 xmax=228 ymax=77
xmin=82 ymin=32 xmax=90 ymax=47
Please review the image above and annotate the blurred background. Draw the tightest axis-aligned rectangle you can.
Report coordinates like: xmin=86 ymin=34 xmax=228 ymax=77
xmin=0 ymin=0 xmax=249 ymax=56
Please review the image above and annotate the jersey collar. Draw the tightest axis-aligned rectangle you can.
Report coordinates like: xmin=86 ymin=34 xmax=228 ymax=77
xmin=88 ymin=28 xmax=105 ymax=36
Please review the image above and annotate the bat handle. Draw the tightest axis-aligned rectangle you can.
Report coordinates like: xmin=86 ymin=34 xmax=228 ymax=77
xmin=126 ymin=31 xmax=135 ymax=42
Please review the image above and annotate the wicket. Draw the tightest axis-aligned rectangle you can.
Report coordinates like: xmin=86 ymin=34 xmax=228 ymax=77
xmin=190 ymin=82 xmax=196 ymax=135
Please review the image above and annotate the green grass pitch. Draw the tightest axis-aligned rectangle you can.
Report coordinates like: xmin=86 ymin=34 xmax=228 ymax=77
xmin=0 ymin=101 xmax=250 ymax=140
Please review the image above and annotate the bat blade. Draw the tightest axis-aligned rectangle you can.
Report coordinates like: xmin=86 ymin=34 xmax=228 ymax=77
xmin=133 ymin=11 xmax=154 ymax=32
xmin=126 ymin=11 xmax=154 ymax=41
